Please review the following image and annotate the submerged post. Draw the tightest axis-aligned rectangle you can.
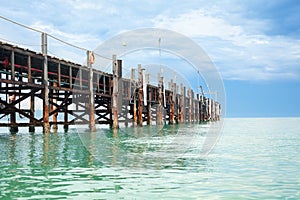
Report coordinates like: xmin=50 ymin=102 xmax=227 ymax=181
xmin=88 ymin=50 xmax=96 ymax=132
xmin=42 ymin=32 xmax=50 ymax=133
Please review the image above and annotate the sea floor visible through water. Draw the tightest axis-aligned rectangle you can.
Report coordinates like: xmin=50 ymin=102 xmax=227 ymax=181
xmin=0 ymin=118 xmax=300 ymax=199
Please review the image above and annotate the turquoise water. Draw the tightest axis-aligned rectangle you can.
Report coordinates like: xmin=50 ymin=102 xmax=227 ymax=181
xmin=0 ymin=118 xmax=300 ymax=199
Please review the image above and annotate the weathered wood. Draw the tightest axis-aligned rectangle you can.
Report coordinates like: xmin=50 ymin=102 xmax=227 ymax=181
xmin=0 ymin=41 xmax=221 ymax=131
xmin=52 ymin=82 xmax=58 ymax=132
xmin=156 ymin=74 xmax=164 ymax=125
xmin=88 ymin=51 xmax=96 ymax=132
xmin=137 ymin=65 xmax=144 ymax=126
xmin=111 ymin=55 xmax=119 ymax=129
xmin=131 ymin=68 xmax=137 ymax=126
xmin=42 ymin=32 xmax=50 ymax=133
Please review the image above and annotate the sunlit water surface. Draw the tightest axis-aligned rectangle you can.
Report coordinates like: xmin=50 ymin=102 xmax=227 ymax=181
xmin=0 ymin=118 xmax=300 ymax=199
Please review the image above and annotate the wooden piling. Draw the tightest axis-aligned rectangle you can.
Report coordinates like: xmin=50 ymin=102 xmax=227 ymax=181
xmin=41 ymin=33 xmax=50 ymax=133
xmin=112 ymin=55 xmax=119 ymax=129
xmin=88 ymin=51 xmax=96 ymax=132
xmin=137 ymin=65 xmax=144 ymax=126
xmin=131 ymin=68 xmax=137 ymax=127
xmin=28 ymin=55 xmax=35 ymax=132
xmin=156 ymin=74 xmax=164 ymax=125
xmin=52 ymin=82 xmax=58 ymax=132
xmin=63 ymin=91 xmax=69 ymax=132
xmin=169 ymin=80 xmax=175 ymax=125
xmin=8 ymin=49 xmax=18 ymax=133
xmin=146 ymin=74 xmax=152 ymax=125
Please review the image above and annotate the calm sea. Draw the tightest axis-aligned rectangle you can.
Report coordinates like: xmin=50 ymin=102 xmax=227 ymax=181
xmin=0 ymin=118 xmax=299 ymax=199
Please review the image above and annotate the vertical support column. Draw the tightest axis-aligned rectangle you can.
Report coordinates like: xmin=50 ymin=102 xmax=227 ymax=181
xmin=191 ymin=90 xmax=194 ymax=122
xmin=180 ymin=84 xmax=186 ymax=123
xmin=28 ymin=55 xmax=35 ymax=132
xmin=187 ymin=89 xmax=191 ymax=123
xmin=156 ymin=74 xmax=164 ymax=125
xmin=207 ymin=98 xmax=211 ymax=121
xmin=146 ymin=74 xmax=152 ymax=126
xmin=69 ymin=65 xmax=72 ymax=88
xmin=52 ymin=82 xmax=58 ymax=132
xmin=42 ymin=32 xmax=50 ymax=133
xmin=58 ymin=63 xmax=61 ymax=87
xmin=169 ymin=80 xmax=175 ymax=125
xmin=131 ymin=68 xmax=137 ymax=126
xmin=63 ymin=91 xmax=69 ymax=132
xmin=9 ymin=49 xmax=18 ymax=133
xmin=87 ymin=51 xmax=96 ymax=132
xmin=196 ymin=94 xmax=200 ymax=122
xmin=137 ymin=65 xmax=144 ymax=126
xmin=111 ymin=55 xmax=119 ymax=129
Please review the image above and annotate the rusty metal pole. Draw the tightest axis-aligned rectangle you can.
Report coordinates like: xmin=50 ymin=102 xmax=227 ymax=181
xmin=112 ymin=55 xmax=119 ymax=129
xmin=42 ymin=32 xmax=50 ymax=133
xmin=88 ymin=51 xmax=96 ymax=132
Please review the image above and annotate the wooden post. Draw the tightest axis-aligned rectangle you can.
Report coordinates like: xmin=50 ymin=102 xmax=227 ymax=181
xmin=88 ymin=51 xmax=96 ymax=132
xmin=179 ymin=84 xmax=184 ymax=123
xmin=156 ymin=74 xmax=164 ymax=125
xmin=58 ymin=63 xmax=61 ymax=87
xmin=196 ymin=94 xmax=200 ymax=122
xmin=169 ymin=80 xmax=175 ymax=125
xmin=63 ymin=91 xmax=69 ymax=132
xmin=112 ymin=55 xmax=119 ymax=129
xmin=69 ymin=65 xmax=72 ymax=88
xmin=137 ymin=65 xmax=143 ymax=126
xmin=191 ymin=90 xmax=194 ymax=122
xmin=28 ymin=55 xmax=35 ymax=132
xmin=146 ymin=74 xmax=152 ymax=125
xmin=42 ymin=32 xmax=50 ymax=133
xmin=9 ymin=49 xmax=18 ymax=133
xmin=131 ymin=68 xmax=137 ymax=126
xmin=52 ymin=82 xmax=58 ymax=132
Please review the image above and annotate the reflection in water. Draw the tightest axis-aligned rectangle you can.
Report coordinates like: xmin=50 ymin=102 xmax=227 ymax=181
xmin=1 ymin=119 xmax=300 ymax=199
xmin=78 ymin=124 xmax=208 ymax=168
xmin=0 ymin=124 xmax=211 ymax=199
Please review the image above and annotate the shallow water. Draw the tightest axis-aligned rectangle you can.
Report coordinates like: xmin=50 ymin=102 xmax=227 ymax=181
xmin=0 ymin=118 xmax=300 ymax=199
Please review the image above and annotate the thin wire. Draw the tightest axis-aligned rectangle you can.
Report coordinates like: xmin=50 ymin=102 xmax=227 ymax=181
xmin=0 ymin=15 xmax=113 ymax=61
xmin=0 ymin=37 xmax=40 ymax=47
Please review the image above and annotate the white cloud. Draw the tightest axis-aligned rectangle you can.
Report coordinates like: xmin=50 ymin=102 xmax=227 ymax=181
xmin=152 ymin=8 xmax=300 ymax=81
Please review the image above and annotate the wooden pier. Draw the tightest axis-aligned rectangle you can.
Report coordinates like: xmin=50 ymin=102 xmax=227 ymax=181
xmin=0 ymin=38 xmax=221 ymax=134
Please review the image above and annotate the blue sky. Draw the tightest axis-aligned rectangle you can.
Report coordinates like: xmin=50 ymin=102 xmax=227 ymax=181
xmin=0 ymin=0 xmax=299 ymax=117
